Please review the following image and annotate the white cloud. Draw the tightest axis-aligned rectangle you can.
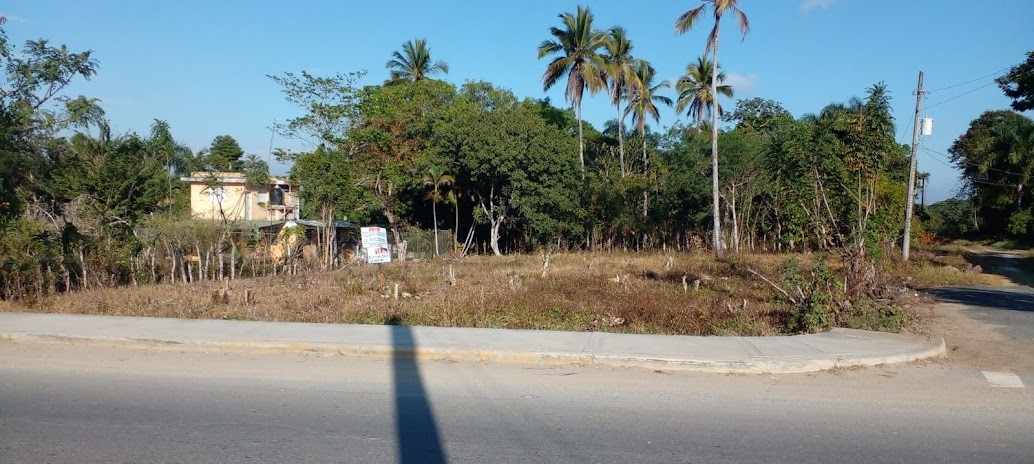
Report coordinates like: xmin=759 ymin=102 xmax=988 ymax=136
xmin=800 ymin=0 xmax=836 ymax=12
xmin=725 ymin=73 xmax=759 ymax=96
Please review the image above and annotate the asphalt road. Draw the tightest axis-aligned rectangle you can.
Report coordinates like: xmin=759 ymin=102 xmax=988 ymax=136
xmin=1 ymin=341 xmax=1031 ymax=464
xmin=930 ymin=285 xmax=1034 ymax=342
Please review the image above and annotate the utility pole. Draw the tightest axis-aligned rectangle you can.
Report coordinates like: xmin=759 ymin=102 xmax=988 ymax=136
xmin=902 ymin=71 xmax=925 ymax=261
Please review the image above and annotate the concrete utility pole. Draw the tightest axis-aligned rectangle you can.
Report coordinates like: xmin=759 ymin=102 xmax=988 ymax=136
xmin=902 ymin=71 xmax=925 ymax=261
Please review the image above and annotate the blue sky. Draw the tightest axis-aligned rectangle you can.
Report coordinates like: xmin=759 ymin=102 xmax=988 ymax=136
xmin=5 ymin=1 xmax=1033 ymax=202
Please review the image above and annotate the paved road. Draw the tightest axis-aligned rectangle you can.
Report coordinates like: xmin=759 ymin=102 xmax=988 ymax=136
xmin=2 ymin=341 xmax=1031 ymax=463
xmin=930 ymin=285 xmax=1034 ymax=341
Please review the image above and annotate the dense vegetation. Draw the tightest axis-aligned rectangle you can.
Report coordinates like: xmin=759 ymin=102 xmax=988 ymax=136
xmin=0 ymin=9 xmax=1030 ymax=304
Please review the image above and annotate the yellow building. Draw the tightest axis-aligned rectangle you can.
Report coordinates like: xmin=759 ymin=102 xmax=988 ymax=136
xmin=180 ymin=171 xmax=300 ymax=222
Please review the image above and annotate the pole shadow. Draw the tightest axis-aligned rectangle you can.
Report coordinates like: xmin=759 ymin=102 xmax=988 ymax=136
xmin=928 ymin=286 xmax=1034 ymax=313
xmin=388 ymin=317 xmax=446 ymax=464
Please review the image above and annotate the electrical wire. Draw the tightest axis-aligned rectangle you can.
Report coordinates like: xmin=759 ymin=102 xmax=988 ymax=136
xmin=968 ymin=178 xmax=1019 ymax=188
xmin=925 ymin=68 xmax=1009 ymax=93
xmin=925 ymin=81 xmax=999 ymax=109
xmin=920 ymin=148 xmax=957 ymax=169
xmin=921 ymin=146 xmax=1026 ymax=178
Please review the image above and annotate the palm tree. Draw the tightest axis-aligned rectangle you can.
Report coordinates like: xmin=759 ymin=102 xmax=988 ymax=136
xmin=385 ymin=38 xmax=449 ymax=85
xmin=675 ymin=57 xmax=733 ymax=125
xmin=675 ymin=0 xmax=750 ymax=259
xmin=626 ymin=62 xmax=672 ymax=171
xmin=602 ymin=26 xmax=638 ymax=176
xmin=626 ymin=61 xmax=672 ymax=217
xmin=422 ymin=168 xmax=454 ymax=257
xmin=538 ymin=6 xmax=608 ymax=176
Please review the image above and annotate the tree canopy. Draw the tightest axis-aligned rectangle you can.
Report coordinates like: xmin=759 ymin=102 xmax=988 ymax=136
xmin=997 ymin=51 xmax=1034 ymax=112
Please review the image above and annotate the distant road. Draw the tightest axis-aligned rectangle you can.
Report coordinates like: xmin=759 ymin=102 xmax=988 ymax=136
xmin=2 ymin=342 xmax=1031 ymax=463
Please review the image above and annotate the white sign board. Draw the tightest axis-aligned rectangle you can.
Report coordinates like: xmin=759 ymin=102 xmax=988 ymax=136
xmin=366 ymin=246 xmax=392 ymax=264
xmin=360 ymin=227 xmax=391 ymax=263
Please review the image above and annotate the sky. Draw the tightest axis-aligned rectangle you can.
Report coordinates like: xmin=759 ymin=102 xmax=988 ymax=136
xmin=4 ymin=0 xmax=1033 ymax=203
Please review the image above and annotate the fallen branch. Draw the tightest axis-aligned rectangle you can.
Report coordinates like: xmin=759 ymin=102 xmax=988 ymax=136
xmin=745 ymin=267 xmax=797 ymax=305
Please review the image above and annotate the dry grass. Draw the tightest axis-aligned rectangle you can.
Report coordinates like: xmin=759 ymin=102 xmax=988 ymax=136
xmin=902 ymin=249 xmax=1014 ymax=287
xmin=1 ymin=250 xmax=999 ymax=336
xmin=2 ymin=252 xmax=797 ymax=336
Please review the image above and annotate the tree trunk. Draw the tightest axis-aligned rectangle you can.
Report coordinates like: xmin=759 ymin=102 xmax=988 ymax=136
xmin=385 ymin=208 xmax=405 ymax=263
xmin=729 ymin=190 xmax=739 ymax=254
xmin=489 ymin=218 xmax=502 ymax=256
xmin=432 ymin=199 xmax=440 ymax=257
xmin=454 ymin=202 xmax=460 ymax=253
xmin=78 ymin=247 xmax=88 ymax=290
xmin=149 ymin=247 xmax=157 ymax=284
xmin=642 ymin=131 xmax=649 ymax=218
xmin=230 ymin=238 xmax=237 ymax=280
xmin=577 ymin=104 xmax=585 ymax=177
xmin=710 ymin=27 xmax=724 ymax=260
xmin=196 ymin=244 xmax=203 ymax=282
xmin=617 ymin=100 xmax=626 ymax=178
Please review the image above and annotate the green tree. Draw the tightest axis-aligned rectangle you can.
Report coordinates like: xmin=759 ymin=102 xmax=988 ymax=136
xmin=350 ymin=79 xmax=457 ymax=255
xmin=538 ymin=5 xmax=608 ymax=176
xmin=949 ymin=110 xmax=1034 ymax=238
xmin=205 ymin=135 xmax=244 ymax=171
xmin=723 ymin=97 xmax=792 ymax=134
xmin=385 ymin=38 xmax=449 ymax=85
xmin=0 ymin=24 xmax=98 ymax=225
xmin=675 ymin=56 xmax=733 ymax=125
xmin=601 ymin=26 xmax=639 ymax=176
xmin=432 ymin=86 xmax=581 ymax=255
xmin=625 ymin=61 xmax=671 ymax=217
xmin=268 ymin=70 xmax=366 ymax=152
xmin=290 ymin=145 xmax=361 ymax=268
xmin=675 ymin=0 xmax=750 ymax=259
xmin=924 ymin=198 xmax=978 ymax=238
xmin=996 ymin=51 xmax=1034 ymax=112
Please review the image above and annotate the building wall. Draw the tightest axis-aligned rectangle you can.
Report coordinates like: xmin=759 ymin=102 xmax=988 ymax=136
xmin=186 ymin=174 xmax=299 ymax=222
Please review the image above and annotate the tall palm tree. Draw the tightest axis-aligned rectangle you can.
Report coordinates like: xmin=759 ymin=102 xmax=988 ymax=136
xmin=626 ymin=62 xmax=672 ymax=169
xmin=538 ymin=6 xmax=608 ymax=176
xmin=385 ymin=38 xmax=449 ymax=85
xmin=626 ymin=61 xmax=672 ymax=217
xmin=602 ymin=26 xmax=638 ymax=176
xmin=675 ymin=57 xmax=733 ymax=125
xmin=675 ymin=0 xmax=750 ymax=259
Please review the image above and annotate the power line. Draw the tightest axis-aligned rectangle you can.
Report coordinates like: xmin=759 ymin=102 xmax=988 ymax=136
xmin=920 ymin=148 xmax=956 ymax=169
xmin=969 ymin=178 xmax=1018 ymax=188
xmin=925 ymin=67 xmax=1009 ymax=93
xmin=921 ymin=146 xmax=1026 ymax=178
xmin=925 ymin=81 xmax=998 ymax=109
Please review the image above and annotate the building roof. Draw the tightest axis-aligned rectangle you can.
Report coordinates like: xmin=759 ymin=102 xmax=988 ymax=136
xmin=257 ymin=220 xmax=354 ymax=231
xmin=179 ymin=171 xmax=292 ymax=186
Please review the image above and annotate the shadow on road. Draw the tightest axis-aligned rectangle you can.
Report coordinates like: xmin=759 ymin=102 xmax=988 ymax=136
xmin=929 ymin=287 xmax=1034 ymax=313
xmin=389 ymin=318 xmax=447 ymax=464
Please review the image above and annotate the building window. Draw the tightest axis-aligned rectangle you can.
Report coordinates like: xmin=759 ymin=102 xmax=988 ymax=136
xmin=270 ymin=186 xmax=285 ymax=206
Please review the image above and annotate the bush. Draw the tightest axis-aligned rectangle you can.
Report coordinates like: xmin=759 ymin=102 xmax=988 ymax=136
xmin=839 ymin=301 xmax=907 ymax=333
xmin=780 ymin=256 xmax=843 ymax=334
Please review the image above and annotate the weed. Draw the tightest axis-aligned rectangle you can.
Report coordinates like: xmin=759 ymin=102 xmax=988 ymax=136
xmin=780 ymin=256 xmax=842 ymax=334
xmin=1 ymin=251 xmax=945 ymax=336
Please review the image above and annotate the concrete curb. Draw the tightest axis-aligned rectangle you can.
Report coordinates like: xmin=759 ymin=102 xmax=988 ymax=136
xmin=1 ymin=330 xmax=946 ymax=375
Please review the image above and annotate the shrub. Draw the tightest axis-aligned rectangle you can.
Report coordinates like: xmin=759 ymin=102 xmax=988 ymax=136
xmin=780 ymin=256 xmax=843 ymax=334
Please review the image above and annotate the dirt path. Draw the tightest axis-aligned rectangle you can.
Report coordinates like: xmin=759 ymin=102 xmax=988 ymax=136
xmin=961 ymin=245 xmax=1034 ymax=286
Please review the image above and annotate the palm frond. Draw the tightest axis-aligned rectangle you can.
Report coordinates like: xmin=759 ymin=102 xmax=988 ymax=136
xmin=675 ymin=4 xmax=707 ymax=34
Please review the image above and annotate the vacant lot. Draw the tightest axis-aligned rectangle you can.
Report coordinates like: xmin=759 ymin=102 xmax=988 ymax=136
xmin=1 ymin=251 xmax=1004 ymax=336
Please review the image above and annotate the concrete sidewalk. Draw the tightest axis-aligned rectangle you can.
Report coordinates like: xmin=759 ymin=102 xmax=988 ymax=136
xmin=0 ymin=312 xmax=945 ymax=374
